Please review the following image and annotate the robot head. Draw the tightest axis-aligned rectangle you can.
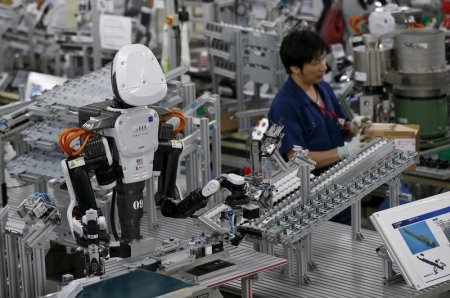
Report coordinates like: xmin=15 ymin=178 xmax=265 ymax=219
xmin=368 ymin=11 xmax=395 ymax=38
xmin=112 ymin=44 xmax=167 ymax=107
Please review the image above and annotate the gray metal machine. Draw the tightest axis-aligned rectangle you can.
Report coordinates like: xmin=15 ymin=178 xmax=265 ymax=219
xmin=353 ymin=35 xmax=393 ymax=122
xmin=385 ymin=29 xmax=450 ymax=147
xmin=354 ymin=29 xmax=450 ymax=148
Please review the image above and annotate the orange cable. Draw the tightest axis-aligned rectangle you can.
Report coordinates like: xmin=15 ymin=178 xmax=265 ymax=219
xmin=58 ymin=127 xmax=96 ymax=157
xmin=348 ymin=16 xmax=368 ymax=36
xmin=160 ymin=109 xmax=186 ymax=136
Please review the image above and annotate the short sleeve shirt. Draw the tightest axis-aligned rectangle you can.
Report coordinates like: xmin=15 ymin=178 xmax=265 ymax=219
xmin=268 ymin=77 xmax=349 ymax=160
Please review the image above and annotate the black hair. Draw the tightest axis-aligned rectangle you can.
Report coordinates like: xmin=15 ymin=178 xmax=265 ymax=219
xmin=279 ymin=30 xmax=330 ymax=74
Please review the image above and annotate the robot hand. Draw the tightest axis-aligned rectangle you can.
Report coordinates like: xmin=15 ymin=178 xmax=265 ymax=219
xmin=215 ymin=174 xmax=250 ymax=207
xmin=72 ymin=209 xmax=109 ymax=276
xmin=252 ymin=119 xmax=284 ymax=157
xmin=248 ymin=181 xmax=277 ymax=208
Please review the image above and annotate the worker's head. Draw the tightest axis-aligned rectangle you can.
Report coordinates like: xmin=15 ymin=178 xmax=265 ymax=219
xmin=280 ymin=30 xmax=329 ymax=84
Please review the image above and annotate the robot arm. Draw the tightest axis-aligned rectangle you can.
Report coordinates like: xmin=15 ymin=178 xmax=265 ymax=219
xmin=159 ymin=173 xmax=250 ymax=218
xmin=60 ymin=134 xmax=113 ymax=276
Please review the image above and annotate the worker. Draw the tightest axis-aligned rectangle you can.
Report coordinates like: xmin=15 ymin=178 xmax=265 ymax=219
xmin=25 ymin=0 xmax=68 ymax=34
xmin=268 ymin=30 xmax=369 ymax=224
xmin=268 ymin=30 xmax=367 ymax=176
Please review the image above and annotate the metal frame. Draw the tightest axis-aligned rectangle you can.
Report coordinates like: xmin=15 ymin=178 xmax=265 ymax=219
xmin=0 ymin=206 xmax=8 ymax=298
xmin=205 ymin=22 xmax=285 ymax=133
xmin=4 ymin=216 xmax=49 ymax=298
xmin=229 ymin=139 xmax=418 ymax=284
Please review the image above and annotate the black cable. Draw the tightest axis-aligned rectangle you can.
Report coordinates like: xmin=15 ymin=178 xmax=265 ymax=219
xmin=124 ymin=0 xmax=130 ymax=16
xmin=110 ymin=188 xmax=119 ymax=241
xmin=1 ymin=182 xmax=6 ymax=207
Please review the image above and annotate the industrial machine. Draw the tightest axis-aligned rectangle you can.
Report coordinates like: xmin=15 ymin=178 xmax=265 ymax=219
xmin=353 ymin=28 xmax=450 ymax=148
xmin=353 ymin=34 xmax=393 ymax=122
xmin=385 ymin=29 xmax=450 ymax=148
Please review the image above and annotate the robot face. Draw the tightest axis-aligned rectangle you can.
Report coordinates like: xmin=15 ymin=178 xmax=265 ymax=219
xmin=112 ymin=44 xmax=167 ymax=107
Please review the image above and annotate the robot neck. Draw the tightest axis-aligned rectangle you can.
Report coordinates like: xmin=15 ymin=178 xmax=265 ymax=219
xmin=112 ymin=97 xmax=134 ymax=109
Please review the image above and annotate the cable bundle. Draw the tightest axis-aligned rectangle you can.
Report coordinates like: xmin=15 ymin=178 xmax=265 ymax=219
xmin=160 ymin=109 xmax=186 ymax=136
xmin=58 ymin=127 xmax=95 ymax=156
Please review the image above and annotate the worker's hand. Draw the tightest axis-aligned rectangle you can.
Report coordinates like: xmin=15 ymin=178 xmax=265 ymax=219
xmin=337 ymin=138 xmax=365 ymax=160
xmin=350 ymin=115 xmax=371 ymax=133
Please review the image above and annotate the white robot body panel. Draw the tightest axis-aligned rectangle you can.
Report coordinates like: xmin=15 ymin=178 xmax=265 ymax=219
xmin=226 ymin=173 xmax=246 ymax=185
xmin=202 ymin=180 xmax=220 ymax=197
xmin=104 ymin=106 xmax=159 ymax=184
xmin=112 ymin=44 xmax=167 ymax=106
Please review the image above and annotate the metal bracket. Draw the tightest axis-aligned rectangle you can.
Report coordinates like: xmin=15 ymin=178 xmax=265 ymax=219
xmin=385 ymin=190 xmax=412 ymax=202
xmin=386 ymin=177 xmax=401 ymax=208
xmin=355 ymin=231 xmax=365 ymax=241
xmin=386 ymin=177 xmax=400 ymax=188
xmin=376 ymin=244 xmax=404 ymax=285
xmin=302 ymin=273 xmax=312 ymax=285
xmin=384 ymin=272 xmax=405 ymax=286
xmin=308 ymin=260 xmax=318 ymax=271
xmin=292 ymin=146 xmax=316 ymax=168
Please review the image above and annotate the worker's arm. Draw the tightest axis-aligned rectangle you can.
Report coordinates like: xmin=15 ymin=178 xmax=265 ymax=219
xmin=287 ymin=148 xmax=340 ymax=169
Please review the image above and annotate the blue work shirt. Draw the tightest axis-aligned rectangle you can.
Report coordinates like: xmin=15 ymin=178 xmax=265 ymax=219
xmin=268 ymin=76 xmax=349 ymax=171
xmin=269 ymin=76 xmax=351 ymax=224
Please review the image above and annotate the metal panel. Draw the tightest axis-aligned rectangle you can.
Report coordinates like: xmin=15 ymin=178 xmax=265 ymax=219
xmin=247 ymin=31 xmax=279 ymax=49
xmin=244 ymin=66 xmax=282 ymax=85
xmin=7 ymin=149 xmax=66 ymax=182
xmin=248 ymin=50 xmax=280 ymax=69
xmin=394 ymin=29 xmax=446 ymax=74
xmin=21 ymin=119 xmax=76 ymax=150
xmin=34 ymin=64 xmax=113 ymax=109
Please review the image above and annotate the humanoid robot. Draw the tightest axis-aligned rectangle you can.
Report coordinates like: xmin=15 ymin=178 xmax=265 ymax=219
xmin=59 ymin=44 xmax=249 ymax=277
